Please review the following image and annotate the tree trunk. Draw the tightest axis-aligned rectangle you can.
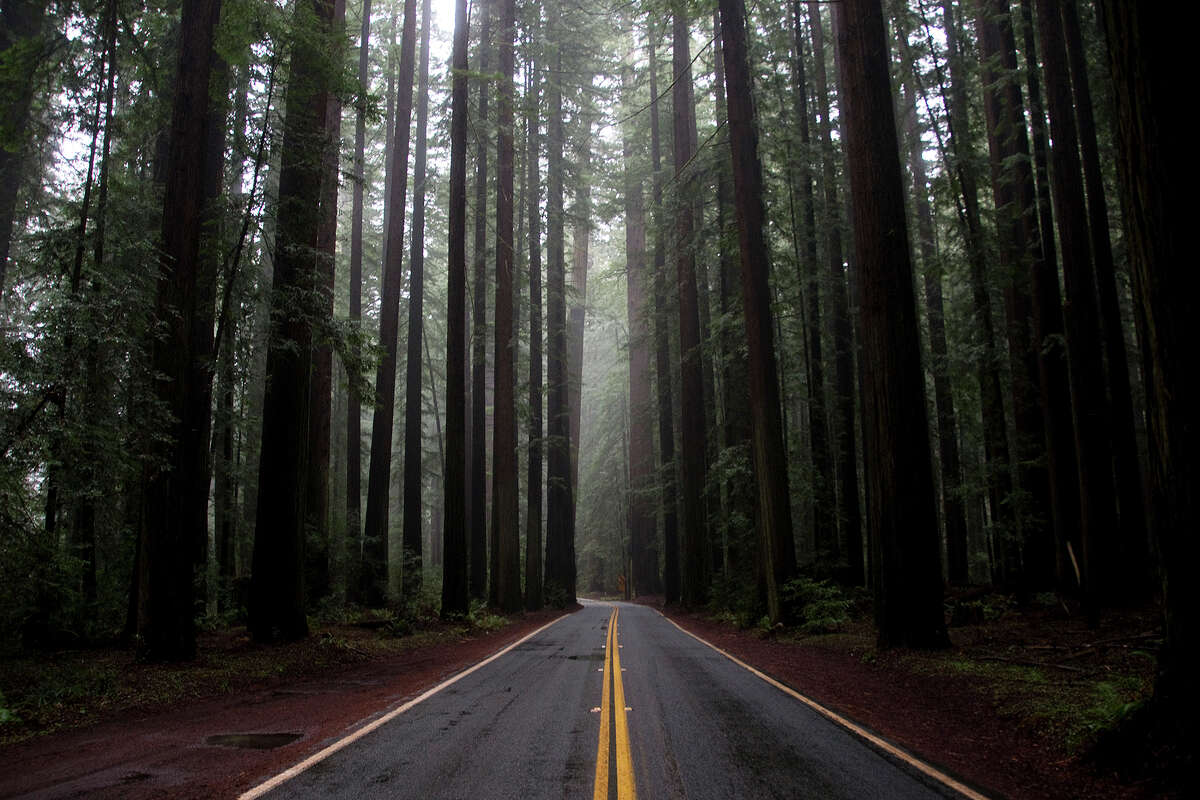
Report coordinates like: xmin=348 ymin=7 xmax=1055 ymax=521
xmin=490 ymin=0 xmax=520 ymax=613
xmin=787 ymin=1 xmax=835 ymax=574
xmin=718 ymin=0 xmax=798 ymax=623
xmin=1011 ymin=0 xmax=1082 ymax=591
xmin=1035 ymin=0 xmax=1119 ymax=621
xmin=360 ymin=0 xmax=418 ymax=608
xmin=543 ymin=3 xmax=575 ymax=604
xmin=304 ymin=0 xmax=346 ymax=608
xmin=440 ymin=0 xmax=471 ymax=618
xmin=469 ymin=0 xmax=493 ymax=602
xmin=672 ymin=6 xmax=709 ymax=608
xmin=712 ymin=11 xmax=754 ymax=587
xmin=1095 ymin=0 xmax=1196 ymax=751
xmin=401 ymin=0 xmax=432 ymax=600
xmin=807 ymin=1 xmax=863 ymax=585
xmin=140 ymin=0 xmax=224 ymax=659
xmin=346 ymin=0 xmax=372 ymax=601
xmin=835 ymin=0 xmax=948 ymax=649
xmin=648 ymin=33 xmax=675 ymax=602
xmin=1061 ymin=0 xmax=1148 ymax=599
xmin=525 ymin=35 xmax=544 ymax=611
xmin=621 ymin=58 xmax=657 ymax=601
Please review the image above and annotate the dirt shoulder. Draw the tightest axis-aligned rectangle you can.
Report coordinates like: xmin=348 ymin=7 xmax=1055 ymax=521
xmin=656 ymin=601 xmax=1166 ymax=800
xmin=0 ymin=608 xmax=571 ymax=799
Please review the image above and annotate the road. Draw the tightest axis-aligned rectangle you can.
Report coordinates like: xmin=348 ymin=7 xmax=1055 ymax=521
xmin=243 ymin=601 xmax=977 ymax=800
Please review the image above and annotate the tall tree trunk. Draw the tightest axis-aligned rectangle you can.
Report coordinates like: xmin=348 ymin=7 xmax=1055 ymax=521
xmin=1061 ymin=0 xmax=1148 ymax=599
xmin=1095 ymin=0 xmax=1196 ymax=751
xmin=360 ymin=0 xmax=418 ymax=608
xmin=648 ymin=34 xmax=675 ymax=602
xmin=718 ymin=0 xmax=798 ymax=623
xmin=490 ymin=0 xmax=520 ymax=613
xmin=835 ymin=0 xmax=948 ymax=649
xmin=789 ymin=0 xmax=835 ymax=573
xmin=672 ymin=6 xmax=709 ymax=608
xmin=543 ymin=3 xmax=575 ymax=604
xmin=713 ymin=11 xmax=754 ymax=586
xmin=401 ymin=0 xmax=432 ymax=599
xmin=470 ymin=0 xmax=493 ymax=601
xmin=621 ymin=58 xmax=657 ymax=601
xmin=142 ymin=0 xmax=224 ymax=658
xmin=440 ymin=0 xmax=470 ymax=618
xmin=807 ymin=1 xmax=863 ymax=585
xmin=305 ymin=0 xmax=346 ymax=607
xmin=567 ymin=82 xmax=593 ymax=502
xmin=346 ymin=0 xmax=372 ymax=601
xmin=524 ymin=35 xmax=544 ymax=612
xmin=1035 ymin=0 xmax=1119 ymax=621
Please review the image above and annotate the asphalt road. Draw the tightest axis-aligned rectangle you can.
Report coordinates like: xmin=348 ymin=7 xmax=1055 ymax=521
xmin=248 ymin=601 xmax=970 ymax=800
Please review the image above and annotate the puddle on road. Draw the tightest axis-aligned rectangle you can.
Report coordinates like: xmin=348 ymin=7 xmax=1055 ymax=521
xmin=205 ymin=732 xmax=303 ymax=750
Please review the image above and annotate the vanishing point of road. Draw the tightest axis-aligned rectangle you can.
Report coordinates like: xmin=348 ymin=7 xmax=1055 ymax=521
xmin=242 ymin=601 xmax=985 ymax=800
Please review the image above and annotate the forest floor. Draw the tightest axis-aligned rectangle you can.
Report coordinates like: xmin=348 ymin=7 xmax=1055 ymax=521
xmin=652 ymin=593 xmax=1172 ymax=800
xmin=0 ymin=607 xmax=571 ymax=797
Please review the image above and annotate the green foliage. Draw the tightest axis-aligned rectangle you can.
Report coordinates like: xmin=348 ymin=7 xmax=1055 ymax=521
xmin=780 ymin=577 xmax=850 ymax=634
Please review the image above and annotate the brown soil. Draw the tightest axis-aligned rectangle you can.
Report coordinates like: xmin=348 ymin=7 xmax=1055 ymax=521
xmin=0 ymin=609 xmax=570 ymax=799
xmin=654 ymin=600 xmax=1168 ymax=800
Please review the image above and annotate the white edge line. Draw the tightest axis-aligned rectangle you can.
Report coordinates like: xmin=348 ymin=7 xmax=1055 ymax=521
xmin=238 ymin=613 xmax=570 ymax=800
xmin=656 ymin=611 xmax=990 ymax=800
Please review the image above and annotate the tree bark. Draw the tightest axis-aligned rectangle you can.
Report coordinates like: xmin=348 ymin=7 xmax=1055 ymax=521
xmin=648 ymin=33 xmax=675 ymax=602
xmin=835 ymin=0 xmax=948 ymax=649
xmin=401 ymin=0 xmax=432 ymax=600
xmin=1011 ymin=0 xmax=1082 ymax=590
xmin=141 ymin=0 xmax=224 ymax=659
xmin=469 ymin=0 xmax=493 ymax=601
xmin=440 ymin=0 xmax=471 ymax=618
xmin=543 ymin=2 xmax=575 ymax=604
xmin=672 ymin=6 xmax=710 ymax=608
xmin=1035 ymin=0 xmax=1119 ymax=621
xmin=1061 ymin=0 xmax=1148 ymax=599
xmin=525 ymin=32 xmax=544 ymax=611
xmin=807 ymin=1 xmax=863 ymax=585
xmin=346 ymin=0 xmax=372 ymax=600
xmin=360 ymin=0 xmax=418 ymax=607
xmin=1095 ymin=0 xmax=1196 ymax=750
xmin=490 ymin=0 xmax=520 ymax=612
xmin=718 ymin=0 xmax=798 ymax=623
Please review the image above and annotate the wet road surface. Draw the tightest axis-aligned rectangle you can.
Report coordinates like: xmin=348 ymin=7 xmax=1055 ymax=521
xmin=245 ymin=601 xmax=976 ymax=800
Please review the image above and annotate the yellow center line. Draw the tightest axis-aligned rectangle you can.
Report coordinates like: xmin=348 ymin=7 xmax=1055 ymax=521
xmin=593 ymin=607 xmax=614 ymax=800
xmin=611 ymin=608 xmax=637 ymax=800
xmin=594 ymin=606 xmax=637 ymax=800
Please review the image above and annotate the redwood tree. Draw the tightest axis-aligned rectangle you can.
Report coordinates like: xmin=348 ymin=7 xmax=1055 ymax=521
xmin=672 ymin=5 xmax=709 ymax=608
xmin=360 ymin=0 xmax=418 ymax=607
xmin=835 ymin=0 xmax=947 ymax=649
xmin=490 ymin=0 xmax=520 ymax=612
xmin=717 ymin=0 xmax=797 ymax=624
xmin=400 ymin=0 xmax=433 ymax=599
xmin=440 ymin=0 xmax=470 ymax=617
xmin=141 ymin=0 xmax=224 ymax=659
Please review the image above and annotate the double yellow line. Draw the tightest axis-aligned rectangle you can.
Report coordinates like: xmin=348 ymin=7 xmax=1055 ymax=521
xmin=594 ymin=606 xmax=636 ymax=800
